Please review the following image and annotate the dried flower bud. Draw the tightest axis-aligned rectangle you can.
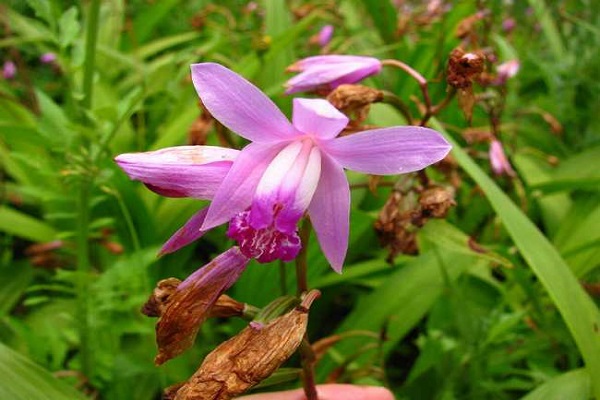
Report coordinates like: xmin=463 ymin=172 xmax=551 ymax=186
xmin=170 ymin=291 xmax=320 ymax=400
xmin=457 ymin=86 xmax=476 ymax=123
xmin=419 ymin=186 xmax=456 ymax=218
xmin=327 ymin=84 xmax=384 ymax=124
xmin=374 ymin=190 xmax=419 ymax=260
xmin=141 ymin=278 xmax=181 ymax=318
xmin=455 ymin=12 xmax=485 ymax=39
xmin=447 ymin=48 xmax=485 ymax=89
xmin=207 ymin=294 xmax=246 ymax=319
xmin=462 ymin=127 xmax=493 ymax=144
xmin=154 ymin=248 xmax=249 ymax=365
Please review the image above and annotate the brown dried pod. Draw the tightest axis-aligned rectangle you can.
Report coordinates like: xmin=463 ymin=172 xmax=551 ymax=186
xmin=446 ymin=48 xmax=485 ymax=89
xmin=326 ymin=84 xmax=384 ymax=127
xmin=154 ymin=248 xmax=249 ymax=365
xmin=418 ymin=186 xmax=456 ymax=219
xmin=171 ymin=291 xmax=320 ymax=400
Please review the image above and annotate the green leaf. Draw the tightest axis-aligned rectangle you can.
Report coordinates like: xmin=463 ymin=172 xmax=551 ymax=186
xmin=23 ymin=0 xmax=55 ymax=29
xmin=358 ymin=0 xmax=397 ymax=43
xmin=0 ymin=262 xmax=34 ymax=316
xmin=431 ymin=119 xmax=600 ymax=399
xmin=0 ymin=342 xmax=87 ymax=400
xmin=317 ymin=250 xmax=471 ymax=380
xmin=58 ymin=6 xmax=80 ymax=49
xmin=132 ymin=0 xmax=185 ymax=44
xmin=0 ymin=207 xmax=56 ymax=242
xmin=521 ymin=368 xmax=591 ymax=400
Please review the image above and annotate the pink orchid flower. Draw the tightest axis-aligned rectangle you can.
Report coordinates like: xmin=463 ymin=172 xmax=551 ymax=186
xmin=116 ymin=63 xmax=451 ymax=272
xmin=285 ymin=55 xmax=382 ymax=94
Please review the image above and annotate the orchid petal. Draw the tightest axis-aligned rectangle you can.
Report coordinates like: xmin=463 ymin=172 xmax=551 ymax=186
xmin=191 ymin=63 xmax=297 ymax=143
xmin=159 ymin=207 xmax=209 ymax=256
xmin=308 ymin=154 xmax=350 ymax=273
xmin=287 ymin=55 xmax=380 ymax=71
xmin=292 ymin=98 xmax=348 ymax=140
xmin=115 ymin=146 xmax=238 ymax=199
xmin=324 ymin=126 xmax=451 ymax=174
xmin=285 ymin=56 xmax=382 ymax=94
xmin=202 ymin=142 xmax=286 ymax=230
xmin=155 ymin=247 xmax=249 ymax=364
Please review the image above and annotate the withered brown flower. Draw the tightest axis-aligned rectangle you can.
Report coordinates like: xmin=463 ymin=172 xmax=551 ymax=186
xmin=170 ymin=291 xmax=320 ymax=400
xmin=153 ymin=248 xmax=249 ymax=365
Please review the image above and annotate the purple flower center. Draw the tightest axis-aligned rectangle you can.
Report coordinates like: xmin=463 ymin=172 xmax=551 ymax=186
xmin=227 ymin=209 xmax=301 ymax=263
xmin=226 ymin=139 xmax=322 ymax=263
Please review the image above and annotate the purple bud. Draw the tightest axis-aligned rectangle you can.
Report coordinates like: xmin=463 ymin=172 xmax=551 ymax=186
xmin=494 ymin=59 xmax=520 ymax=85
xmin=2 ymin=61 xmax=16 ymax=80
xmin=489 ymin=139 xmax=515 ymax=177
xmin=502 ymin=18 xmax=516 ymax=33
xmin=40 ymin=53 xmax=57 ymax=64
xmin=318 ymin=25 xmax=334 ymax=47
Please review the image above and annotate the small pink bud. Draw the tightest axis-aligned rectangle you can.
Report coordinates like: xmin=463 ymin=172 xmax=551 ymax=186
xmin=318 ymin=25 xmax=334 ymax=47
xmin=502 ymin=18 xmax=516 ymax=33
xmin=489 ymin=140 xmax=516 ymax=177
xmin=495 ymin=59 xmax=520 ymax=85
xmin=2 ymin=61 xmax=16 ymax=79
xmin=40 ymin=52 xmax=57 ymax=64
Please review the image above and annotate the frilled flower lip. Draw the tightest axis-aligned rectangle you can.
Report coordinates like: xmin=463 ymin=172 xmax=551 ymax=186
xmin=284 ymin=55 xmax=382 ymax=94
xmin=114 ymin=62 xmax=452 ymax=273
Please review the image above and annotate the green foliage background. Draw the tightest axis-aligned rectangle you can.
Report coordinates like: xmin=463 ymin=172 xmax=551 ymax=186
xmin=0 ymin=0 xmax=598 ymax=399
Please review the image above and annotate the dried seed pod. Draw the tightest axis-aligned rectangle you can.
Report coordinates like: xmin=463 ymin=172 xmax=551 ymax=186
xmin=419 ymin=186 xmax=456 ymax=218
xmin=171 ymin=291 xmax=320 ymax=400
xmin=327 ymin=84 xmax=384 ymax=127
xmin=446 ymin=48 xmax=485 ymax=89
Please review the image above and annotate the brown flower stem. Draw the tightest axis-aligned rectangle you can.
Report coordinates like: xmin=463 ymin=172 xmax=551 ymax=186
xmin=295 ymin=221 xmax=318 ymax=399
xmin=299 ymin=338 xmax=319 ymax=400
xmin=424 ymin=87 xmax=457 ymax=126
xmin=382 ymin=59 xmax=432 ymax=126
xmin=380 ymin=90 xmax=413 ymax=124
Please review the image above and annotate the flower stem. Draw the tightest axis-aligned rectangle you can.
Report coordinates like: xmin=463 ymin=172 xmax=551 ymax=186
xmin=299 ymin=338 xmax=318 ymax=400
xmin=295 ymin=219 xmax=318 ymax=400
xmin=381 ymin=59 xmax=433 ymax=126
xmin=295 ymin=218 xmax=312 ymax=295
xmin=380 ymin=90 xmax=413 ymax=124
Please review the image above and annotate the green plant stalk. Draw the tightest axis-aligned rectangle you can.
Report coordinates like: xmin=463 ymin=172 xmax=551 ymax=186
xmin=82 ymin=0 xmax=101 ymax=110
xmin=76 ymin=0 xmax=102 ymax=380
xmin=430 ymin=118 xmax=600 ymax=399
xmin=76 ymin=177 xmax=92 ymax=379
